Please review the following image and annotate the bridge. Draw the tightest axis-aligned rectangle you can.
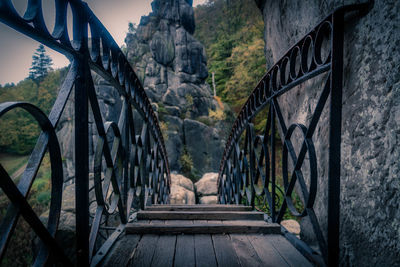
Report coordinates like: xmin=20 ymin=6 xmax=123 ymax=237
xmin=0 ymin=1 xmax=372 ymax=266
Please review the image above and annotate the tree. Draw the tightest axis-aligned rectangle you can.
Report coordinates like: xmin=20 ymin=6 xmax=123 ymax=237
xmin=29 ymin=44 xmax=53 ymax=81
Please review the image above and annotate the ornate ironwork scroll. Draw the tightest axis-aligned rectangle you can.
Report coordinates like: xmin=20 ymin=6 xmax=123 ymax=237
xmin=0 ymin=0 xmax=170 ymax=265
xmin=217 ymin=4 xmax=369 ymax=266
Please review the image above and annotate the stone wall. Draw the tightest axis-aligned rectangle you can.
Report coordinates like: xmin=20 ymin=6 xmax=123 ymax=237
xmin=256 ymin=0 xmax=400 ymax=265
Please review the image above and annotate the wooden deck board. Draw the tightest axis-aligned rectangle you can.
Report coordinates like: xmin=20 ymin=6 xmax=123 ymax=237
xmin=164 ymin=219 xmax=193 ymax=225
xmin=150 ymin=235 xmax=176 ymax=267
xmin=137 ymin=210 xmax=264 ymax=220
xmin=266 ymin=234 xmax=313 ymax=267
xmin=212 ymin=234 xmax=241 ymax=267
xmin=194 ymin=234 xmax=218 ymax=267
xmin=230 ymin=234 xmax=265 ymax=267
xmin=248 ymin=234 xmax=290 ymax=267
xmin=174 ymin=235 xmax=195 ymax=267
xmin=126 ymin=220 xmax=281 ymax=234
xmin=102 ymin=205 xmax=311 ymax=266
xmin=101 ymin=235 xmax=140 ymax=267
xmin=128 ymin=234 xmax=159 ymax=267
xmin=146 ymin=204 xmax=252 ymax=211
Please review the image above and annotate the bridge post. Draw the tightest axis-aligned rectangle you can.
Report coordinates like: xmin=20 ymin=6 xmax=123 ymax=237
xmin=328 ymin=9 xmax=344 ymax=267
xmin=74 ymin=3 xmax=90 ymax=265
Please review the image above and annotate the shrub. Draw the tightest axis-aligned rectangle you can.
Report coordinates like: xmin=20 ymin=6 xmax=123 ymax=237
xmin=179 ymin=146 xmax=193 ymax=176
xmin=208 ymin=108 xmax=225 ymax=121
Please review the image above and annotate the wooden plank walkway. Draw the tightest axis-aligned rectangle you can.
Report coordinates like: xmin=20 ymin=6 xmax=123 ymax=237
xmin=100 ymin=205 xmax=312 ymax=267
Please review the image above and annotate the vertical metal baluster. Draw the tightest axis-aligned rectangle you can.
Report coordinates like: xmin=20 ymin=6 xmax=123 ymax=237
xmin=328 ymin=11 xmax=344 ymax=267
xmin=75 ymin=2 xmax=89 ymax=265
xmin=123 ymin=97 xmax=130 ymax=218
xmin=270 ymin=103 xmax=276 ymax=222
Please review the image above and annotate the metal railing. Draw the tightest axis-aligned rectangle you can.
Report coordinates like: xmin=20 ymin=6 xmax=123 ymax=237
xmin=217 ymin=4 xmax=369 ymax=266
xmin=0 ymin=0 xmax=170 ymax=265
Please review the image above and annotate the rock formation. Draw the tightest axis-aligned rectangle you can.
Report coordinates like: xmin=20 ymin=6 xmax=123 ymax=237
xmin=256 ymin=0 xmax=400 ymax=265
xmin=125 ymin=0 xmax=228 ymax=179
xmin=56 ymin=75 xmax=123 ymax=183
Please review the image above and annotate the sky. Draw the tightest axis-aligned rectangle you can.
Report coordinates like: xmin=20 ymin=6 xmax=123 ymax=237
xmin=0 ymin=0 xmax=208 ymax=86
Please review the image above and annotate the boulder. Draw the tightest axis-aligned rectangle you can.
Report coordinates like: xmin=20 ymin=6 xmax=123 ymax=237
xmin=169 ymin=173 xmax=195 ymax=204
xmin=195 ymin=172 xmax=218 ymax=197
xmin=169 ymin=185 xmax=195 ymax=204
xmin=281 ymin=219 xmax=301 ymax=235
xmin=171 ymin=173 xmax=194 ymax=191
xmin=199 ymin=195 xmax=218 ymax=204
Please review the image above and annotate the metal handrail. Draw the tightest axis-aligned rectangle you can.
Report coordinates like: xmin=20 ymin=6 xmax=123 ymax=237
xmin=217 ymin=4 xmax=370 ymax=266
xmin=0 ymin=0 xmax=170 ymax=265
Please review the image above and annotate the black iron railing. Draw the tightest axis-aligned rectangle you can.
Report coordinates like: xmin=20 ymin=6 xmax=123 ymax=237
xmin=217 ymin=4 xmax=369 ymax=266
xmin=0 ymin=0 xmax=170 ymax=266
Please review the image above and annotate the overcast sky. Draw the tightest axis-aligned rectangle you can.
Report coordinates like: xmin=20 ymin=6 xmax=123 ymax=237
xmin=0 ymin=0 xmax=208 ymax=86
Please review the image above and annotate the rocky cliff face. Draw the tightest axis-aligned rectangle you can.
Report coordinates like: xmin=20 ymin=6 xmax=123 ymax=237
xmin=125 ymin=0 xmax=228 ymax=179
xmin=56 ymin=75 xmax=123 ymax=183
xmin=257 ymin=0 xmax=400 ymax=265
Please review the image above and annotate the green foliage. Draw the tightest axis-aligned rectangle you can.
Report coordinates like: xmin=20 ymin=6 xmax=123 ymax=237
xmin=0 ymin=154 xmax=52 ymax=265
xmin=185 ymin=94 xmax=194 ymax=106
xmin=179 ymin=146 xmax=201 ymax=181
xmin=179 ymin=146 xmax=193 ymax=176
xmin=29 ymin=44 xmax=53 ymax=82
xmin=197 ymin=116 xmax=213 ymax=126
xmin=0 ymin=154 xmax=29 ymax=177
xmin=208 ymin=107 xmax=225 ymax=121
xmin=0 ymin=69 xmax=65 ymax=155
xmin=194 ymin=0 xmax=266 ymax=113
xmin=157 ymin=102 xmax=168 ymax=120
xmin=36 ymin=191 xmax=51 ymax=205
xmin=159 ymin=121 xmax=169 ymax=141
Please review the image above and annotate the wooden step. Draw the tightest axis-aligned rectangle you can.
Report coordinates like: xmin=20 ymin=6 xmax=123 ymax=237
xmin=137 ymin=210 xmax=264 ymax=220
xmin=146 ymin=204 xmax=253 ymax=212
xmin=126 ymin=220 xmax=281 ymax=234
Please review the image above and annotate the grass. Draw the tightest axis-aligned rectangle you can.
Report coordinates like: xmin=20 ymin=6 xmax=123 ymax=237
xmin=0 ymin=152 xmax=52 ymax=266
xmin=0 ymin=153 xmax=29 ymax=179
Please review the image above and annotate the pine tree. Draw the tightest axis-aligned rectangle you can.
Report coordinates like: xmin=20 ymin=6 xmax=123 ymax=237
xmin=29 ymin=44 xmax=53 ymax=81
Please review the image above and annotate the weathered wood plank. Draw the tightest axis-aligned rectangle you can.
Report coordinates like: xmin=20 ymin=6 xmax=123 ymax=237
xmin=174 ymin=235 xmax=195 ymax=267
xmin=137 ymin=211 xmax=264 ymax=220
xmin=150 ymin=220 xmax=165 ymax=225
xmin=126 ymin=221 xmax=281 ymax=235
xmin=230 ymin=234 xmax=264 ymax=267
xmin=266 ymin=235 xmax=312 ymax=267
xmin=164 ymin=220 xmax=193 ymax=226
xmin=128 ymin=234 xmax=159 ymax=267
xmin=100 ymin=235 xmax=140 ymax=267
xmin=247 ymin=234 xmax=289 ymax=267
xmin=212 ymin=234 xmax=241 ymax=267
xmin=208 ymin=220 xmax=223 ymax=224
xmin=194 ymin=234 xmax=217 ymax=267
xmin=222 ymin=220 xmax=273 ymax=226
xmin=146 ymin=205 xmax=252 ymax=211
xmin=150 ymin=235 xmax=176 ymax=267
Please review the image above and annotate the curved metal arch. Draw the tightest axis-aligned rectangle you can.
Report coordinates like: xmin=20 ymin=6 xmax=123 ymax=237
xmin=0 ymin=102 xmax=69 ymax=265
xmin=0 ymin=0 xmax=171 ymax=265
xmin=217 ymin=4 xmax=370 ymax=266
